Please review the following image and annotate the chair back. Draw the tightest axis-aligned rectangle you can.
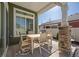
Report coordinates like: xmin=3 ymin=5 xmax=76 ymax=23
xmin=39 ymin=32 xmax=47 ymax=43
xmin=19 ymin=32 xmax=26 ymax=45
xmin=46 ymin=29 xmax=53 ymax=38
xmin=46 ymin=29 xmax=52 ymax=34
xmin=28 ymin=31 xmax=34 ymax=34
xmin=19 ymin=32 xmax=31 ymax=53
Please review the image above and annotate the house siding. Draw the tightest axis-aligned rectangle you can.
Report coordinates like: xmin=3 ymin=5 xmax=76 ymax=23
xmin=69 ymin=19 xmax=79 ymax=28
xmin=0 ymin=2 xmax=6 ymax=56
xmin=8 ymin=2 xmax=38 ymax=37
xmin=8 ymin=3 xmax=38 ymax=45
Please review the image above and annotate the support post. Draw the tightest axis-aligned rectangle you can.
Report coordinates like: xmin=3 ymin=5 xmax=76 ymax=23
xmin=58 ymin=3 xmax=71 ymax=57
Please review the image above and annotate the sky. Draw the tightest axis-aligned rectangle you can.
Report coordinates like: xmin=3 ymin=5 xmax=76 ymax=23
xmin=38 ymin=2 xmax=79 ymax=25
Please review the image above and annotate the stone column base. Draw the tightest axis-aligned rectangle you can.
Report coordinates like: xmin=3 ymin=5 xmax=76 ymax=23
xmin=58 ymin=26 xmax=71 ymax=57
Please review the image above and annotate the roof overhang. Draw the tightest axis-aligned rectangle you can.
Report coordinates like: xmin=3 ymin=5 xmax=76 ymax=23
xmin=11 ymin=2 xmax=63 ymax=14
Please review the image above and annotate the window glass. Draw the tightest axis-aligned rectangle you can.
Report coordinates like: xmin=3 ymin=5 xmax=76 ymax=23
xmin=15 ymin=9 xmax=34 ymax=36
xmin=27 ymin=18 xmax=33 ymax=31
xmin=16 ymin=16 xmax=26 ymax=36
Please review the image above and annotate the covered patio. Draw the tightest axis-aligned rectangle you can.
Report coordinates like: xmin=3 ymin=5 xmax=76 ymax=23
xmin=1 ymin=2 xmax=77 ymax=57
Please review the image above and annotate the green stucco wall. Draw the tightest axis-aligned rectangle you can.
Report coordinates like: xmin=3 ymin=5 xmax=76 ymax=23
xmin=0 ymin=4 xmax=1 ymax=38
xmin=8 ymin=3 xmax=38 ymax=37
xmin=0 ymin=2 xmax=5 ymax=56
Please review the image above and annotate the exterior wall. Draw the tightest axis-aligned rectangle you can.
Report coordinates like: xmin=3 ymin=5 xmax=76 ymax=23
xmin=8 ymin=3 xmax=38 ymax=37
xmin=52 ymin=28 xmax=59 ymax=37
xmin=40 ymin=27 xmax=59 ymax=37
xmin=69 ymin=19 xmax=79 ymax=28
xmin=0 ymin=4 xmax=1 ymax=38
xmin=0 ymin=3 xmax=1 ymax=38
xmin=6 ymin=3 xmax=9 ymax=46
xmin=40 ymin=19 xmax=79 ymax=42
xmin=40 ymin=25 xmax=79 ymax=42
xmin=39 ymin=26 xmax=45 ymax=31
xmin=69 ymin=19 xmax=79 ymax=42
xmin=68 ymin=13 xmax=79 ymax=21
xmin=71 ymin=28 xmax=79 ymax=42
xmin=0 ymin=2 xmax=7 ymax=56
xmin=8 ymin=3 xmax=38 ymax=45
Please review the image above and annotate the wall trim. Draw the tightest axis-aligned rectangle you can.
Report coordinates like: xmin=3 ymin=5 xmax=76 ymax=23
xmin=13 ymin=8 xmax=35 ymax=37
xmin=2 ymin=46 xmax=8 ymax=57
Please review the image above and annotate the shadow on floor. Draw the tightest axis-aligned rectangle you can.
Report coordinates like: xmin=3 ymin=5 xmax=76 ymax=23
xmin=6 ymin=43 xmax=58 ymax=57
xmin=16 ymin=44 xmax=58 ymax=57
xmin=7 ymin=40 xmax=79 ymax=57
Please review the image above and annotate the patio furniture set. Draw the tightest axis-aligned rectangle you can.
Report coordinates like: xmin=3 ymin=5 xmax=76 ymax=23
xmin=19 ymin=29 xmax=53 ymax=55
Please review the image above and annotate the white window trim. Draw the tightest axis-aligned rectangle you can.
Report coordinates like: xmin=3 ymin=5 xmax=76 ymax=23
xmin=14 ymin=8 xmax=35 ymax=37
xmin=16 ymin=15 xmax=27 ymax=35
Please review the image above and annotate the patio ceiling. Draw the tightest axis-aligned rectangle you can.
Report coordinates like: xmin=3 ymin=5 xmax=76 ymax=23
xmin=11 ymin=2 xmax=62 ymax=14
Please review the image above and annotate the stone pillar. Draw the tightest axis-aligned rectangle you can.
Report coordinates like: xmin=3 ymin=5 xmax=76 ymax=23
xmin=58 ymin=3 xmax=71 ymax=57
xmin=59 ymin=26 xmax=71 ymax=57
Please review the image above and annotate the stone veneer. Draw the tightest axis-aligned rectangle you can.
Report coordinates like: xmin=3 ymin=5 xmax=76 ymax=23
xmin=58 ymin=26 xmax=71 ymax=57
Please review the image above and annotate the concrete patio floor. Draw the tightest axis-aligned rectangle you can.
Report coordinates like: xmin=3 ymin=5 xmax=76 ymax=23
xmin=6 ymin=39 xmax=79 ymax=57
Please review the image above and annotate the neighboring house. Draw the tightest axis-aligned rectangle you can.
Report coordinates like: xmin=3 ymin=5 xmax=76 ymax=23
xmin=39 ymin=13 xmax=79 ymax=42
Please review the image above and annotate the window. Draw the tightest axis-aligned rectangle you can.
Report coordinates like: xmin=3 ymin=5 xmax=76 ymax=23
xmin=14 ymin=8 xmax=35 ymax=37
xmin=16 ymin=16 xmax=27 ymax=36
xmin=27 ymin=18 xmax=33 ymax=31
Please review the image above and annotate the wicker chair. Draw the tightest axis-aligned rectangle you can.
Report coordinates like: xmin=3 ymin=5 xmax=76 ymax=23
xmin=19 ymin=32 xmax=31 ymax=53
xmin=38 ymin=32 xmax=52 ymax=55
xmin=46 ymin=29 xmax=53 ymax=46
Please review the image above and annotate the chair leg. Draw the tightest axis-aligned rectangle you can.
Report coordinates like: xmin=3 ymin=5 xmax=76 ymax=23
xmin=38 ymin=39 xmax=42 ymax=55
xmin=50 ymin=39 xmax=52 ymax=46
xmin=39 ymin=45 xmax=42 ymax=55
xmin=48 ymin=44 xmax=50 ymax=50
xmin=48 ymin=40 xmax=50 ymax=50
